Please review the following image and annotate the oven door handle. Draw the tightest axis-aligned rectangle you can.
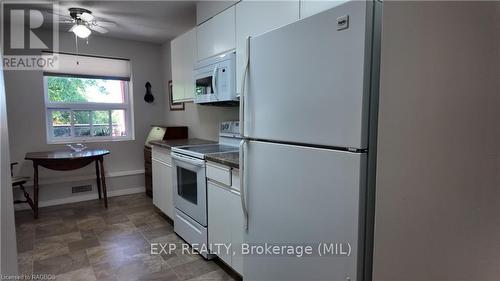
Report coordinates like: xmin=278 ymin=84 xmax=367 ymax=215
xmin=171 ymin=153 xmax=205 ymax=167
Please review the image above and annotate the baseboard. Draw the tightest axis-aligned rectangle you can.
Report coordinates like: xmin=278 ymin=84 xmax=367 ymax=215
xmin=23 ymin=169 xmax=145 ymax=188
xmin=14 ymin=186 xmax=145 ymax=211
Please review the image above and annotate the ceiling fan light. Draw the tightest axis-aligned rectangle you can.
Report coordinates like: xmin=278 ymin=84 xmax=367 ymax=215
xmin=72 ymin=24 xmax=91 ymax=38
xmin=79 ymin=12 xmax=94 ymax=22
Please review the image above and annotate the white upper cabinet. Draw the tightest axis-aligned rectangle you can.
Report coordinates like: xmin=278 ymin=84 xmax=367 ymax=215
xmin=196 ymin=6 xmax=236 ymax=61
xmin=235 ymin=0 xmax=299 ymax=95
xmin=197 ymin=1 xmax=239 ymax=25
xmin=299 ymin=0 xmax=347 ymax=19
xmin=171 ymin=28 xmax=197 ymax=102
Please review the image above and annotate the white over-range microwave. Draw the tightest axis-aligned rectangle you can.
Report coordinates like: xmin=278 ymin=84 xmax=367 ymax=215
xmin=193 ymin=51 xmax=238 ymax=104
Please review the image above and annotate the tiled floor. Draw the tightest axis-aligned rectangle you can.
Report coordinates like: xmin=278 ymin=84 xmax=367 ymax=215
xmin=15 ymin=193 xmax=239 ymax=281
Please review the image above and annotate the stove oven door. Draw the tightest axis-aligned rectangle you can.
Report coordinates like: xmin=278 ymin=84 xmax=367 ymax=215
xmin=171 ymin=152 xmax=207 ymax=226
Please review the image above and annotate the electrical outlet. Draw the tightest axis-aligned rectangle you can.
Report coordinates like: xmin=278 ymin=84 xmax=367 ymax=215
xmin=337 ymin=15 xmax=349 ymax=31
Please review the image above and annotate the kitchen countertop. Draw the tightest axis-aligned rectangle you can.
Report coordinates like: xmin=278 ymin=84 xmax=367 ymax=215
xmin=149 ymin=138 xmax=216 ymax=150
xmin=205 ymin=151 xmax=239 ymax=169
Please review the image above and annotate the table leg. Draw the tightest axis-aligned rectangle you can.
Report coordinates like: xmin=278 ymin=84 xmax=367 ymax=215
xmin=33 ymin=163 xmax=39 ymax=219
xmin=99 ymin=157 xmax=108 ymax=208
xmin=95 ymin=160 xmax=102 ymax=199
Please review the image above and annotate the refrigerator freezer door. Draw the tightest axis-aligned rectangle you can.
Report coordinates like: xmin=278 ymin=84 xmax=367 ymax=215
xmin=244 ymin=1 xmax=371 ymax=149
xmin=242 ymin=141 xmax=366 ymax=281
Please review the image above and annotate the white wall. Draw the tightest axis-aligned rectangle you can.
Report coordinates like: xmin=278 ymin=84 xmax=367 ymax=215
xmin=5 ymin=32 xmax=166 ymax=203
xmin=161 ymin=43 xmax=239 ymax=141
xmin=373 ymin=2 xmax=500 ymax=280
xmin=1 ymin=52 xmax=18 ymax=275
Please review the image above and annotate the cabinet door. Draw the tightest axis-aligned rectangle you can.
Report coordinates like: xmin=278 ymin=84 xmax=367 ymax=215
xmin=182 ymin=29 xmax=197 ymax=101
xmin=197 ymin=1 xmax=238 ymax=25
xmin=197 ymin=6 xmax=236 ymax=61
xmin=299 ymin=0 xmax=345 ymax=19
xmin=207 ymin=181 xmax=232 ymax=265
xmin=152 ymin=159 xmax=173 ymax=218
xmin=171 ymin=29 xmax=196 ymax=102
xmin=164 ymin=163 xmax=174 ymax=218
xmin=235 ymin=0 xmax=299 ymax=95
xmin=152 ymin=159 xmax=165 ymax=212
xmin=229 ymin=190 xmax=244 ymax=275
xmin=171 ymin=35 xmax=185 ymax=102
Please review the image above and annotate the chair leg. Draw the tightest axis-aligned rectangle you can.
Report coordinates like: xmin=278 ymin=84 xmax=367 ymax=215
xmin=19 ymin=184 xmax=35 ymax=212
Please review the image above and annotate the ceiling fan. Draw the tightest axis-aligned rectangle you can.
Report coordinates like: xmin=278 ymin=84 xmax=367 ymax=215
xmin=59 ymin=8 xmax=116 ymax=39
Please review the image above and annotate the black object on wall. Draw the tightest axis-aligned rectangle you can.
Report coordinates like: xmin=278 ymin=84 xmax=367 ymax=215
xmin=144 ymin=82 xmax=154 ymax=103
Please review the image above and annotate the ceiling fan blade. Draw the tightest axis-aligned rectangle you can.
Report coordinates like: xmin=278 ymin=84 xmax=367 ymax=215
xmin=80 ymin=12 xmax=94 ymax=22
xmin=57 ymin=19 xmax=74 ymax=24
xmin=96 ymin=21 xmax=116 ymax=27
xmin=89 ymin=25 xmax=108 ymax=33
xmin=45 ymin=11 xmax=73 ymax=22
xmin=42 ymin=10 xmax=67 ymax=18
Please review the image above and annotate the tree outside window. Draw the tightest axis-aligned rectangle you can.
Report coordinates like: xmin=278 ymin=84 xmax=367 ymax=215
xmin=45 ymin=76 xmax=131 ymax=143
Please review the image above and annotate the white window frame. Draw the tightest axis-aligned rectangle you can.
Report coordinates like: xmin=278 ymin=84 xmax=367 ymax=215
xmin=43 ymin=75 xmax=135 ymax=144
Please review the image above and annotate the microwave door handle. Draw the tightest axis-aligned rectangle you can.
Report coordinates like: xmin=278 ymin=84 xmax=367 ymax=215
xmin=212 ymin=65 xmax=218 ymax=100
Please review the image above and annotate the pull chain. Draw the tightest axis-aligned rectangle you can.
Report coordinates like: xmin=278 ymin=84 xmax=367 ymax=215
xmin=75 ymin=34 xmax=80 ymax=65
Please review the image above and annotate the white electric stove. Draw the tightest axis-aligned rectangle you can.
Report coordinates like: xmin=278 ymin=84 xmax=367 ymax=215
xmin=171 ymin=121 xmax=240 ymax=259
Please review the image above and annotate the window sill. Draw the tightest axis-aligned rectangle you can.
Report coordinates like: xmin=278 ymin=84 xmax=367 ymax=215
xmin=47 ymin=137 xmax=135 ymax=145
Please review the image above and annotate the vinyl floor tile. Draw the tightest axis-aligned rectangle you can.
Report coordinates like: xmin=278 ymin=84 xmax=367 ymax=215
xmin=55 ymin=267 xmax=97 ymax=281
xmin=15 ymin=193 xmax=239 ymax=281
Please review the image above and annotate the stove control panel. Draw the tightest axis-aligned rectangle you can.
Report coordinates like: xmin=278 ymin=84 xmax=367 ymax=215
xmin=219 ymin=121 xmax=240 ymax=136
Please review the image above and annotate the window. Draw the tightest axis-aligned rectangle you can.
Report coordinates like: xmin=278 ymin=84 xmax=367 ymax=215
xmin=43 ymin=53 xmax=133 ymax=143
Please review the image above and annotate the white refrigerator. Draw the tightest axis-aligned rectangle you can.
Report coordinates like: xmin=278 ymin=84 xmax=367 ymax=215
xmin=239 ymin=1 xmax=382 ymax=280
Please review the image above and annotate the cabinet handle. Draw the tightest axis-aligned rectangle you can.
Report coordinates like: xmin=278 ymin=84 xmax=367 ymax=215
xmin=239 ymin=36 xmax=250 ymax=137
xmin=239 ymin=139 xmax=248 ymax=230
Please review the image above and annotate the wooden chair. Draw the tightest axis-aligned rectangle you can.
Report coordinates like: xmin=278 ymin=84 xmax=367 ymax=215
xmin=11 ymin=162 xmax=35 ymax=213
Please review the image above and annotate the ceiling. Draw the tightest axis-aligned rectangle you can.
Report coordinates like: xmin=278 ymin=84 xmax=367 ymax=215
xmin=48 ymin=1 xmax=197 ymax=44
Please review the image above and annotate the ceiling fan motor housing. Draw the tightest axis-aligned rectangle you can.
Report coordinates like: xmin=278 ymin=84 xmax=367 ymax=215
xmin=66 ymin=7 xmax=110 ymax=35
xmin=69 ymin=7 xmax=92 ymax=21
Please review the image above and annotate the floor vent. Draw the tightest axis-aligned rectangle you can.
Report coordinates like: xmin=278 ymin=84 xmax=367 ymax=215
xmin=72 ymin=184 xmax=93 ymax=193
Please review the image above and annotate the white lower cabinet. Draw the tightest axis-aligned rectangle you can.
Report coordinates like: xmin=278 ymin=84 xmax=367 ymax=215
xmin=208 ymin=181 xmax=233 ymax=265
xmin=228 ymin=188 xmax=243 ymax=274
xmin=152 ymin=147 xmax=174 ymax=219
xmin=207 ymin=165 xmax=243 ymax=275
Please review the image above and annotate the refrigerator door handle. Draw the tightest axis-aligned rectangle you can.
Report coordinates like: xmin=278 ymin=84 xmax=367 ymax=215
xmin=239 ymin=139 xmax=248 ymax=230
xmin=239 ymin=36 xmax=250 ymax=137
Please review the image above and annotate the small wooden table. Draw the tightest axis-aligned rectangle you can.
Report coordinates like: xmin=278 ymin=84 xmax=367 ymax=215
xmin=25 ymin=149 xmax=110 ymax=218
